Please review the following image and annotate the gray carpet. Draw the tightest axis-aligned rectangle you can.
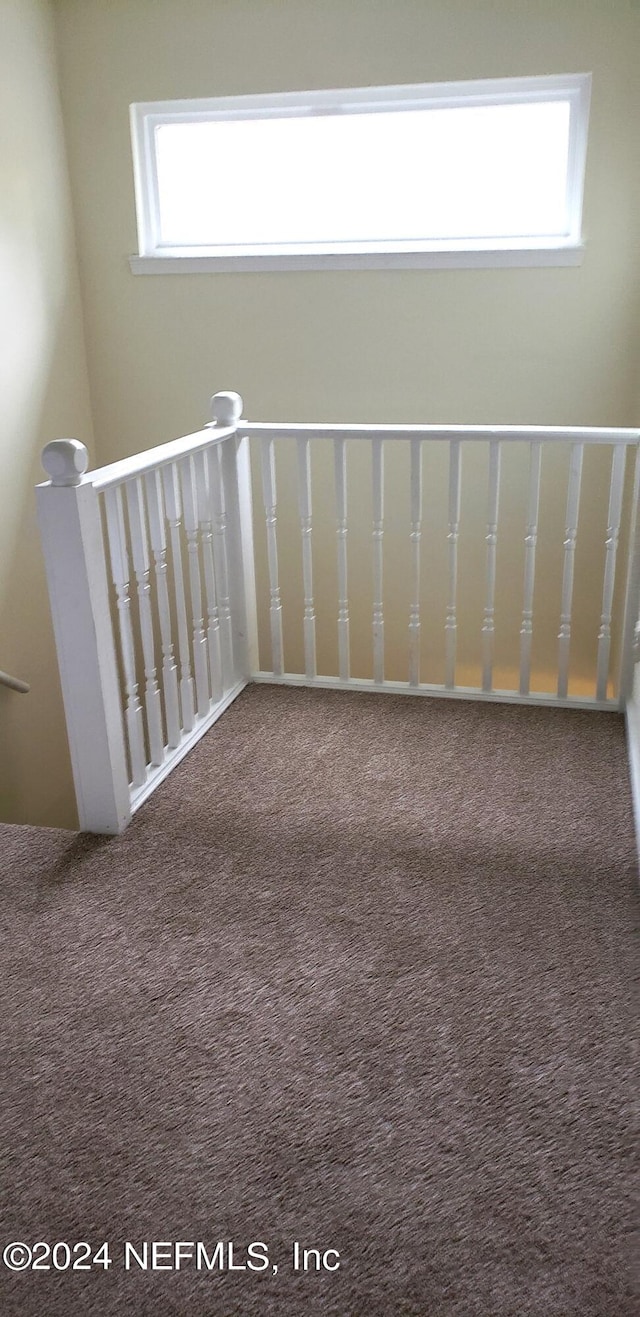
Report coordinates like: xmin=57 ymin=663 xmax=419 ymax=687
xmin=0 ymin=686 xmax=637 ymax=1316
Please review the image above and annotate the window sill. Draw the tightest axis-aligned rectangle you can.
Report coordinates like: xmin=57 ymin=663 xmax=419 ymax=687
xmin=129 ymin=243 xmax=584 ymax=274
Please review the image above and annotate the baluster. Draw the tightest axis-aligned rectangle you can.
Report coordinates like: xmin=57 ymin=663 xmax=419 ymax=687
xmin=445 ymin=440 xmax=461 ymax=689
xmin=144 ymin=468 xmax=181 ymax=749
xmin=125 ymin=478 xmax=165 ymax=766
xmin=482 ymin=440 xmax=501 ymax=692
xmin=596 ymin=445 xmax=626 ymax=701
xmin=557 ymin=443 xmax=584 ymax=698
xmin=193 ymin=449 xmax=223 ymax=704
xmin=408 ymin=438 xmax=422 ymax=687
xmin=334 ymin=437 xmax=350 ymax=682
xmin=103 ymin=486 xmax=147 ymax=787
xmin=519 ymin=441 xmax=542 ymax=696
xmin=372 ymin=437 xmax=385 ymax=684
xmin=261 ymin=436 xmax=284 ymax=676
xmin=161 ymin=462 xmax=196 ymax=732
xmin=618 ymin=446 xmax=640 ymax=705
xmin=178 ymin=455 xmax=210 ymax=717
xmin=297 ymin=436 xmax=317 ymax=679
xmin=207 ymin=443 xmax=235 ymax=692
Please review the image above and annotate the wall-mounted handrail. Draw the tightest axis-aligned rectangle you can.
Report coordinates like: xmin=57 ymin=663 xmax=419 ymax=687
xmin=0 ymin=669 xmax=29 ymax=694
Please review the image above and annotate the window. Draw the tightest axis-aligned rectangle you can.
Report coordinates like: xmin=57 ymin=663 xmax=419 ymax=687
xmin=129 ymin=74 xmax=591 ymax=272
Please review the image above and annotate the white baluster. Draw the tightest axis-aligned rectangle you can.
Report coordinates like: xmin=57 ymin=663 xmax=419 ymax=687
xmin=261 ymin=436 xmax=284 ymax=677
xmin=103 ymin=485 xmax=147 ymax=788
xmin=408 ymin=438 xmax=422 ymax=687
xmin=161 ymin=462 xmax=196 ymax=732
xmin=619 ymin=445 xmax=640 ymax=706
xmin=193 ymin=449 xmax=223 ymax=704
xmin=179 ymin=455 xmax=210 ymax=717
xmin=557 ymin=443 xmax=584 ymax=699
xmin=125 ymin=478 xmax=165 ymax=766
xmin=207 ymin=442 xmax=234 ymax=693
xmin=297 ymin=436 xmax=317 ymax=680
xmin=372 ymin=437 xmax=385 ymax=684
xmin=144 ymin=468 xmax=181 ymax=749
xmin=596 ymin=445 xmax=626 ymax=701
xmin=445 ymin=440 xmax=461 ymax=690
xmin=334 ymin=437 xmax=350 ymax=682
xmin=519 ymin=441 xmax=542 ymax=696
xmin=482 ymin=440 xmax=501 ymax=693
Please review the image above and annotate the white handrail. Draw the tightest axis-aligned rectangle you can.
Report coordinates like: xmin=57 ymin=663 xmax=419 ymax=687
xmin=241 ymin=421 xmax=640 ymax=446
xmin=37 ymin=424 xmax=238 ymax=494
xmin=91 ymin=395 xmax=244 ymax=490
xmin=90 ymin=423 xmax=238 ymax=491
xmin=0 ymin=669 xmax=30 ymax=694
xmin=37 ymin=395 xmax=245 ymax=495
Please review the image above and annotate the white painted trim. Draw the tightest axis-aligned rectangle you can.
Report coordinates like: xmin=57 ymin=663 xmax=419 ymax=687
xmin=130 ymin=246 xmax=584 ymax=274
xmin=624 ymin=671 xmax=640 ymax=871
xmin=250 ymin=671 xmax=617 ymax=713
xmin=131 ymin=74 xmax=591 ymax=123
xmin=130 ymin=73 xmax=591 ymax=268
xmin=129 ymin=678 xmax=247 ymax=814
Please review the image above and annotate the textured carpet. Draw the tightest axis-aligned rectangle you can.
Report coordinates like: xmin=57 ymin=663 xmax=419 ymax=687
xmin=0 ymin=686 xmax=637 ymax=1316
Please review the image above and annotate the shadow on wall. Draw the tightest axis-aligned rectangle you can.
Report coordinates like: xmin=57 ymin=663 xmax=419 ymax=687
xmin=0 ymin=287 xmax=83 ymax=831
xmin=0 ymin=0 xmax=100 ymax=831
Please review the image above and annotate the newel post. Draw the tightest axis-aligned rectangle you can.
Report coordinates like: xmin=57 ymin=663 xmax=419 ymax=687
xmin=209 ymin=392 xmax=259 ymax=680
xmin=37 ymin=440 xmax=131 ymax=834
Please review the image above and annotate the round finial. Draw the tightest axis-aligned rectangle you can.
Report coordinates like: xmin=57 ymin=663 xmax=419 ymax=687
xmin=210 ymin=391 xmax=243 ymax=427
xmin=42 ymin=439 xmax=89 ymax=486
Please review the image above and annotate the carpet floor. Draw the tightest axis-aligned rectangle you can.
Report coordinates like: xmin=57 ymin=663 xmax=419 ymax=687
xmin=0 ymin=685 xmax=637 ymax=1316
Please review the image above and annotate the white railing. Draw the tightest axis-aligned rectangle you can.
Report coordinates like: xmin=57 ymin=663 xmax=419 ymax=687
xmin=37 ymin=393 xmax=257 ymax=833
xmin=244 ymin=418 xmax=640 ymax=708
xmin=37 ymin=392 xmax=640 ymax=833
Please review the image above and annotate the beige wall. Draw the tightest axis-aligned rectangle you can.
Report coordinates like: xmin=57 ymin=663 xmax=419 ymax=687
xmin=0 ymin=0 xmax=94 ymax=828
xmin=53 ymin=0 xmax=639 ymax=449
xmin=51 ymin=0 xmax=639 ymax=696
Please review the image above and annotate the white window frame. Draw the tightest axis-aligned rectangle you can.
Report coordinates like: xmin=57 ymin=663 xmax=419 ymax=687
xmin=129 ymin=73 xmax=591 ymax=273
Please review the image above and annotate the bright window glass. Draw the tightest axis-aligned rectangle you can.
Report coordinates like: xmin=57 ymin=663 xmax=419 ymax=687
xmin=130 ymin=76 xmax=590 ymax=266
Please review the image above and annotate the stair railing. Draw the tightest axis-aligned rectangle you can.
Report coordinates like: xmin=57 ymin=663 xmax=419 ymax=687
xmin=38 ymin=391 xmax=640 ymax=834
xmin=37 ymin=392 xmax=257 ymax=834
